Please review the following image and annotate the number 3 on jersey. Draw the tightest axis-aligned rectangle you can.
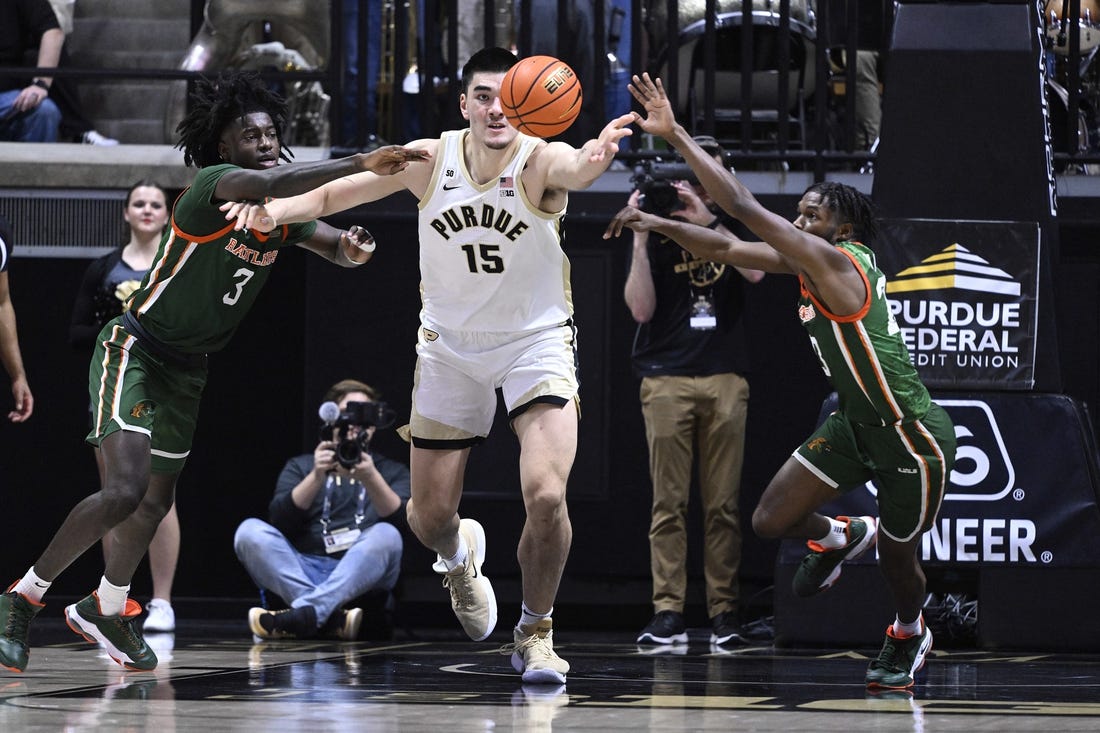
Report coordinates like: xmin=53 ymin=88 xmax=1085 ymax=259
xmin=461 ymin=243 xmax=504 ymax=274
xmin=223 ymin=267 xmax=255 ymax=305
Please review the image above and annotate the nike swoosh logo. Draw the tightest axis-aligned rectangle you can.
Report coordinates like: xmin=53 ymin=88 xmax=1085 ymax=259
xmin=443 ymin=183 xmax=462 ymax=191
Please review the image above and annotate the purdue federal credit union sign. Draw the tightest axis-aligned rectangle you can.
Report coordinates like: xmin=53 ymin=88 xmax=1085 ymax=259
xmin=875 ymin=219 xmax=1042 ymax=390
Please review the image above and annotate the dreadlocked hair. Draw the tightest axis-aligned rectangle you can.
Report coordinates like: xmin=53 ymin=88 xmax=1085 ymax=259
xmin=804 ymin=181 xmax=879 ymax=244
xmin=174 ymin=70 xmax=292 ymax=168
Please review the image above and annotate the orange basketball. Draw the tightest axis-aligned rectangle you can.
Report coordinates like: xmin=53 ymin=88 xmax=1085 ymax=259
xmin=500 ymin=55 xmax=583 ymax=139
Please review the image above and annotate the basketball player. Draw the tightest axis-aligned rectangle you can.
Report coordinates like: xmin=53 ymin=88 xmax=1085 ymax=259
xmin=0 ymin=70 xmax=426 ymax=674
xmin=222 ymin=47 xmax=634 ymax=684
xmin=604 ymin=73 xmax=956 ymax=690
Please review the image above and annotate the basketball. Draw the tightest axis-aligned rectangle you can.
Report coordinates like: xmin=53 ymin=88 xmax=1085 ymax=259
xmin=500 ymin=55 xmax=583 ymax=139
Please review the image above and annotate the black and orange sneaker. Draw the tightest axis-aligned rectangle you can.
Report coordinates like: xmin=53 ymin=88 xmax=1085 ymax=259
xmin=866 ymin=623 xmax=933 ymax=689
xmin=791 ymin=515 xmax=877 ymax=597
xmin=0 ymin=587 xmax=44 ymax=673
xmin=65 ymin=592 xmax=158 ymax=671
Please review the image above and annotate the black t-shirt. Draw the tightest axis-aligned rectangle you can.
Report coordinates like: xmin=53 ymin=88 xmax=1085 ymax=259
xmin=628 ymin=227 xmax=751 ymax=378
xmin=0 ymin=0 xmax=60 ymax=91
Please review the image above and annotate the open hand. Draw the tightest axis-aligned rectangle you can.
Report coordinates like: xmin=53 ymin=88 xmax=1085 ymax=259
xmin=628 ymin=73 xmax=676 ymax=139
xmin=359 ymin=145 xmax=431 ymax=175
xmin=587 ymin=113 xmax=635 ymax=164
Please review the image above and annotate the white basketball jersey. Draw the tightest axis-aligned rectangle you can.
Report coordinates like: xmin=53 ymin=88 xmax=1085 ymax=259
xmin=416 ymin=130 xmax=573 ymax=332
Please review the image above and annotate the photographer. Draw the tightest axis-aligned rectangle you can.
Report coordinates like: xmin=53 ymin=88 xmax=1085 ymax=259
xmin=234 ymin=379 xmax=411 ymax=640
xmin=624 ymin=136 xmax=764 ymax=648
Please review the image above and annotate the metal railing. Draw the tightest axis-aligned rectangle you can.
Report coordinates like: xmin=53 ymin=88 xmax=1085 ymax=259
xmin=3 ymin=0 xmax=1097 ymax=176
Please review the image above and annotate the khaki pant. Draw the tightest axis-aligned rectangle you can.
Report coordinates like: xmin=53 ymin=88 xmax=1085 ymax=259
xmin=640 ymin=373 xmax=749 ymax=619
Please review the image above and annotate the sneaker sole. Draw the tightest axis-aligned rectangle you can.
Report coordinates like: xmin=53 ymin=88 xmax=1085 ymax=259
xmin=458 ymin=518 xmax=498 ymax=641
xmin=511 ymin=653 xmax=567 ymax=685
xmin=636 ymin=631 xmax=688 ymax=645
xmin=64 ymin=604 xmax=156 ymax=671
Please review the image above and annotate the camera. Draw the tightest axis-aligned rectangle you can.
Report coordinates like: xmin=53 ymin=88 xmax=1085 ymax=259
xmin=631 ymin=161 xmax=699 ymax=218
xmin=320 ymin=400 xmax=396 ymax=469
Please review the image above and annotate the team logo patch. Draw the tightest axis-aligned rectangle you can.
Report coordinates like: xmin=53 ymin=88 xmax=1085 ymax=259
xmin=423 ymin=328 xmax=439 ymax=342
xmin=130 ymin=401 xmax=154 ymax=419
xmin=807 ymin=437 xmax=829 ymax=452
xmin=798 ymin=303 xmax=816 ymax=323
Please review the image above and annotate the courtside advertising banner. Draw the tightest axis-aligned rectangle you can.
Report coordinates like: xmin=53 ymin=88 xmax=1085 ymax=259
xmin=876 ymin=219 xmax=1042 ymax=390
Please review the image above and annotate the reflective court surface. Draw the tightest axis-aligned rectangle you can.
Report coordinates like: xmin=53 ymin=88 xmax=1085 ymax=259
xmin=3 ymin=620 xmax=1100 ymax=731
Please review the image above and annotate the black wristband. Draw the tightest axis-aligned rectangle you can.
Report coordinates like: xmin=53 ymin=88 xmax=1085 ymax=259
xmin=705 ymin=217 xmax=721 ymax=230
xmin=31 ymin=79 xmax=49 ymax=91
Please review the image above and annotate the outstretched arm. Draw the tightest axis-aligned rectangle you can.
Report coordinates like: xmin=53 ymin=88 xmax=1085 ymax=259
xmin=221 ymin=140 xmax=436 ymax=232
xmin=604 ymin=205 xmax=795 ymax=275
xmin=213 ymin=144 xmax=430 ymax=209
xmin=542 ymin=113 xmax=635 ymax=191
xmin=628 ymin=75 xmax=822 ymax=259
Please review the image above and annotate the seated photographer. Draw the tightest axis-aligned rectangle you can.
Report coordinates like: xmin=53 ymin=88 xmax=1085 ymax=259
xmin=234 ymin=379 xmax=411 ymax=640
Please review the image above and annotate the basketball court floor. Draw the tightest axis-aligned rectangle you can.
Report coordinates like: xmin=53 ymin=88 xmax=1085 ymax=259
xmin=2 ymin=617 xmax=1099 ymax=731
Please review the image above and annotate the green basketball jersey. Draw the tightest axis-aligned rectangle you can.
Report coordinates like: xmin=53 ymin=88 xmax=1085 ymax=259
xmin=798 ymin=241 xmax=930 ymax=425
xmin=127 ymin=164 xmax=317 ymax=354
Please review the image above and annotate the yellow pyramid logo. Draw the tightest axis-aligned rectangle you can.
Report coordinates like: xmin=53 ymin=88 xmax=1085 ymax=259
xmin=886 ymin=244 xmax=1021 ymax=296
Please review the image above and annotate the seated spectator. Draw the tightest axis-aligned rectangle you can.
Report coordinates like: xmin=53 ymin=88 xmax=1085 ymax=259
xmin=235 ymin=379 xmax=411 ymax=640
xmin=0 ymin=0 xmax=63 ymax=142
xmin=45 ymin=0 xmax=118 ymax=144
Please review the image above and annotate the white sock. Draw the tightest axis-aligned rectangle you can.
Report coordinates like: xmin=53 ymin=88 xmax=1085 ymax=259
xmin=519 ymin=602 xmax=552 ymax=631
xmin=13 ymin=567 xmax=51 ymax=603
xmin=96 ymin=576 xmax=130 ymax=616
xmin=813 ymin=517 xmax=849 ymax=549
xmin=892 ymin=613 xmax=923 ymax=638
xmin=441 ymin=535 xmax=469 ymax=572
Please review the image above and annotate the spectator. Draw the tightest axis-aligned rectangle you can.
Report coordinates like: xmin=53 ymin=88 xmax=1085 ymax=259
xmin=0 ymin=0 xmax=63 ymax=142
xmin=69 ymin=180 xmax=177 ymax=633
xmin=44 ymin=0 xmax=118 ymax=145
xmin=237 ymin=379 xmax=411 ymax=640
xmin=0 ymin=70 xmax=426 ymax=674
xmin=0 ymin=214 xmax=33 ymax=423
xmin=625 ymin=137 xmax=763 ymax=649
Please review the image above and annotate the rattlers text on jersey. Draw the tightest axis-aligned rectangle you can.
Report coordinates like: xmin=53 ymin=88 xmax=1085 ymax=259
xmin=127 ymin=164 xmax=317 ymax=354
xmin=798 ymin=241 xmax=931 ymax=425
xmin=417 ymin=130 xmax=573 ymax=332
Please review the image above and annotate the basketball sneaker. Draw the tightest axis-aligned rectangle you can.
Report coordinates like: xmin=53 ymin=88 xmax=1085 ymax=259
xmin=636 ymin=610 xmax=688 ymax=645
xmin=866 ymin=624 xmax=934 ymax=689
xmin=65 ymin=592 xmax=158 ymax=671
xmin=248 ymin=605 xmax=318 ymax=639
xmin=0 ymin=587 xmax=44 ymax=673
xmin=709 ymin=610 xmax=744 ymax=646
xmin=433 ymin=518 xmax=497 ymax=641
xmin=143 ymin=598 xmax=175 ymax=633
xmin=505 ymin=618 xmax=569 ymax=685
xmin=321 ymin=607 xmax=363 ymax=640
xmin=791 ymin=515 xmax=877 ymax=597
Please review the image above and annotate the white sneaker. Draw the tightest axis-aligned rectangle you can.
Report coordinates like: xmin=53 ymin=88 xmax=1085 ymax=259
xmin=505 ymin=618 xmax=569 ymax=684
xmin=143 ymin=598 xmax=175 ymax=632
xmin=433 ymin=518 xmax=497 ymax=641
xmin=82 ymin=129 xmax=119 ymax=146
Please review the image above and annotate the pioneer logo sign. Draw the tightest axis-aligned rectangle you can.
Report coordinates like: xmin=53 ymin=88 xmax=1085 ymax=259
xmin=876 ymin=219 xmax=1041 ymax=390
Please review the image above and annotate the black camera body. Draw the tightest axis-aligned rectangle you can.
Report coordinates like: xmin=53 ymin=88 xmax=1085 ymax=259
xmin=320 ymin=401 xmax=396 ymax=469
xmin=632 ymin=161 xmax=700 ymax=218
